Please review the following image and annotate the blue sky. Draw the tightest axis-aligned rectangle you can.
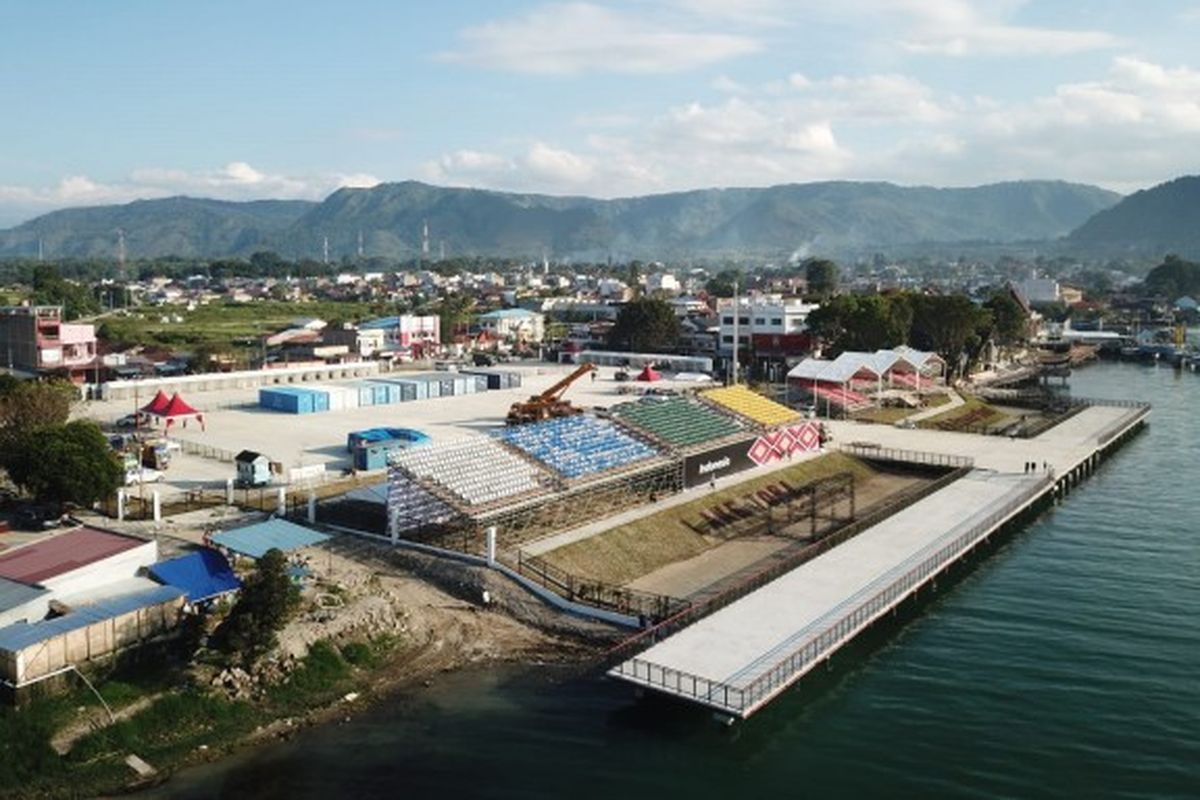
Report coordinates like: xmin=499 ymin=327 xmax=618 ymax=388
xmin=2 ymin=0 xmax=1199 ymax=225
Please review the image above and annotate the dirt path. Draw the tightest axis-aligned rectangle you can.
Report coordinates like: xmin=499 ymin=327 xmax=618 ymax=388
xmin=51 ymin=695 xmax=158 ymax=755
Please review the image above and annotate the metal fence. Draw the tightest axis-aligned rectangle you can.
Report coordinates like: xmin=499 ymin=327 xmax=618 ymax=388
xmin=515 ymin=551 xmax=689 ymax=623
xmin=1095 ymin=403 xmax=1152 ymax=447
xmin=610 ymin=473 xmax=1054 ymax=716
xmin=603 ymin=463 xmax=972 ymax=668
xmin=838 ymin=444 xmax=974 ymax=470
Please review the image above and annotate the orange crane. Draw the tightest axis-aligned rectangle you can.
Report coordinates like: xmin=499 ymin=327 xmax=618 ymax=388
xmin=506 ymin=362 xmax=597 ymax=425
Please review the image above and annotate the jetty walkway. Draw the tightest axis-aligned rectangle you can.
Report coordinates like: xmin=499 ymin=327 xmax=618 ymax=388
xmin=609 ymin=401 xmax=1148 ymax=720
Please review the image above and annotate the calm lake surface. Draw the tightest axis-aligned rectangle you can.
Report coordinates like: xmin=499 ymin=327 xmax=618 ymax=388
xmin=149 ymin=362 xmax=1200 ymax=800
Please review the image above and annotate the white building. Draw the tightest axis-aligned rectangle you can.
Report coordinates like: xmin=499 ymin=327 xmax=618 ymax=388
xmin=1015 ymin=276 xmax=1061 ymax=305
xmin=358 ymin=315 xmax=441 ymax=353
xmin=716 ymin=296 xmax=820 ymax=355
xmin=647 ymin=273 xmax=680 ymax=294
xmin=478 ymin=308 xmax=545 ymax=343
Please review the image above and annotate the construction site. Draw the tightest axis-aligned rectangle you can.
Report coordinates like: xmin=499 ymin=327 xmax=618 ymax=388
xmin=74 ymin=357 xmax=961 ymax=632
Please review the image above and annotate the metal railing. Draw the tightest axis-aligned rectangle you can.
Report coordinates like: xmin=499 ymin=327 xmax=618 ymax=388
xmin=1096 ymin=403 xmax=1151 ymax=447
xmin=515 ymin=551 xmax=689 ymax=623
xmin=838 ymin=444 xmax=974 ymax=470
xmin=610 ymin=473 xmax=1054 ymax=715
xmin=176 ymin=438 xmax=239 ymax=463
xmin=603 ymin=463 xmax=972 ymax=668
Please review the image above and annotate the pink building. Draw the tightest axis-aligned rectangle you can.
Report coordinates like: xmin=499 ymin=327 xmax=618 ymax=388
xmin=0 ymin=305 xmax=97 ymax=381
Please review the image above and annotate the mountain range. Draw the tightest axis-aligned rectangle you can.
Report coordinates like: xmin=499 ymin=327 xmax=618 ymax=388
xmin=1068 ymin=176 xmax=1200 ymax=258
xmin=0 ymin=179 xmax=1133 ymax=261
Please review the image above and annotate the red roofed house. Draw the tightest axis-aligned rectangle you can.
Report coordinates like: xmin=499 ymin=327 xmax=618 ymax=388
xmin=0 ymin=527 xmax=157 ymax=598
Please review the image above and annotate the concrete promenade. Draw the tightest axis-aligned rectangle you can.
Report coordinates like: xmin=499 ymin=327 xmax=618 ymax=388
xmin=609 ymin=402 xmax=1149 ymax=719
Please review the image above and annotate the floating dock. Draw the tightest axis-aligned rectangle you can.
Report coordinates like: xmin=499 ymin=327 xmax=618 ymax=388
xmin=608 ymin=401 xmax=1149 ymax=720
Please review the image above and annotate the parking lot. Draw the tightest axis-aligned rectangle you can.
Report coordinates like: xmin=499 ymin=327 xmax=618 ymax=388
xmin=79 ymin=364 xmax=719 ymax=500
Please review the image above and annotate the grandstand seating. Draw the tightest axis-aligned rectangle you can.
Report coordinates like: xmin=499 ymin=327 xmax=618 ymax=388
xmin=889 ymin=371 xmax=922 ymax=389
xmin=494 ymin=415 xmax=659 ymax=479
xmin=386 ymin=472 xmax=460 ymax=535
xmin=701 ymin=385 xmax=799 ymax=427
xmin=389 ymin=438 xmax=546 ymax=506
xmin=812 ymin=382 xmax=872 ymax=411
xmin=611 ymin=397 xmax=743 ymax=447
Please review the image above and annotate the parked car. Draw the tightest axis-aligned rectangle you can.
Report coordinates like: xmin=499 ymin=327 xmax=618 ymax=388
xmin=115 ymin=412 xmax=152 ymax=429
xmin=125 ymin=468 xmax=166 ymax=485
xmin=10 ymin=504 xmax=60 ymax=531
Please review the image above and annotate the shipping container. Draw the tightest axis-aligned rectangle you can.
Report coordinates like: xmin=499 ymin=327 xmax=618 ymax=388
xmin=259 ymin=386 xmax=325 ymax=414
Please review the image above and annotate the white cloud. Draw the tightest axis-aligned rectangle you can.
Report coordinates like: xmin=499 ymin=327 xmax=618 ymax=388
xmin=0 ymin=163 xmax=381 ymax=225
xmin=422 ymin=55 xmax=1200 ymax=197
xmin=876 ymin=0 xmax=1119 ymax=56
xmin=440 ymin=2 xmax=760 ymax=75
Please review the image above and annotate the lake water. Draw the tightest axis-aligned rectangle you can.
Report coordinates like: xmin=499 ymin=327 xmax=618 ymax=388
xmin=148 ymin=362 xmax=1199 ymax=800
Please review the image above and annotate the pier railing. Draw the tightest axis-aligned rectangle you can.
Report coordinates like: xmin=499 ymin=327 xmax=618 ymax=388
xmin=603 ymin=460 xmax=972 ymax=668
xmin=610 ymin=474 xmax=1054 ymax=716
xmin=837 ymin=444 xmax=974 ymax=470
xmin=1093 ymin=401 xmax=1151 ymax=447
xmin=515 ymin=551 xmax=689 ymax=623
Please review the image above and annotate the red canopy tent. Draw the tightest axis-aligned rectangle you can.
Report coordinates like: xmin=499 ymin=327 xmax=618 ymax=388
xmin=140 ymin=390 xmax=172 ymax=416
xmin=160 ymin=393 xmax=205 ymax=431
xmin=635 ymin=365 xmax=662 ymax=382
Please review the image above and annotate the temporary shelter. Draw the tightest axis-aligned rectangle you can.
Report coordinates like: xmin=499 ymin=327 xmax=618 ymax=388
xmin=159 ymin=393 xmax=205 ymax=430
xmin=635 ymin=365 xmax=662 ymax=382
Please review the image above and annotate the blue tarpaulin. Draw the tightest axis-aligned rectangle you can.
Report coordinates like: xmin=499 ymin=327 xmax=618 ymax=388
xmin=210 ymin=518 xmax=330 ymax=560
xmin=148 ymin=549 xmax=241 ymax=603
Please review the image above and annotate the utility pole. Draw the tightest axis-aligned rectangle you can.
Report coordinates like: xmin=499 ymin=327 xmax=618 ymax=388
xmin=731 ymin=279 xmax=739 ymax=386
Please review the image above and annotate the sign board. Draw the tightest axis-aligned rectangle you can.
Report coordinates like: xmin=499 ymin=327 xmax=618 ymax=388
xmin=683 ymin=438 xmax=758 ymax=488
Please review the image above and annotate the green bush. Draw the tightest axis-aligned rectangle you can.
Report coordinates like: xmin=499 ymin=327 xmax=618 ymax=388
xmin=339 ymin=641 xmax=373 ymax=667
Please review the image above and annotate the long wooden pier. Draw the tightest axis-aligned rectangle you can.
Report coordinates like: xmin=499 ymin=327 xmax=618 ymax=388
xmin=608 ymin=401 xmax=1149 ymax=720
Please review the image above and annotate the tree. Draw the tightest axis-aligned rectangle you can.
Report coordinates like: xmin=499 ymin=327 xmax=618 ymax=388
xmin=607 ymin=297 xmax=680 ymax=352
xmin=805 ymin=258 xmax=839 ymax=298
xmin=704 ymin=269 xmax=743 ymax=298
xmin=5 ymin=421 xmax=123 ymax=510
xmin=909 ymin=295 xmax=990 ymax=377
xmin=984 ymin=291 xmax=1029 ymax=346
xmin=0 ymin=379 xmax=76 ymax=457
xmin=216 ymin=548 xmax=299 ymax=664
xmin=31 ymin=264 xmax=100 ymax=320
xmin=804 ymin=293 xmax=910 ymax=355
xmin=438 ymin=294 xmax=476 ymax=343
xmin=1143 ymin=254 xmax=1200 ymax=298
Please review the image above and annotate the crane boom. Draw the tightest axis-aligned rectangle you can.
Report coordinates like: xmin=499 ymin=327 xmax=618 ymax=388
xmin=539 ymin=362 xmax=597 ymax=401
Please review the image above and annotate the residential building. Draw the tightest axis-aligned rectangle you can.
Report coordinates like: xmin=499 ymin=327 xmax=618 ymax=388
xmin=0 ymin=305 xmax=97 ymax=381
xmin=359 ymin=315 xmax=441 ymax=355
xmin=1015 ymin=276 xmax=1061 ymax=305
xmin=478 ymin=308 xmax=545 ymax=343
xmin=715 ymin=296 xmax=819 ymax=357
xmin=323 ymin=325 xmax=387 ymax=357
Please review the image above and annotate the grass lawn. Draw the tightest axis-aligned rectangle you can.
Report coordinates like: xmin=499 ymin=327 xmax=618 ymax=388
xmin=540 ymin=452 xmax=878 ymax=586
xmin=97 ymin=300 xmax=387 ymax=352
xmin=918 ymin=395 xmax=1010 ymax=431
xmin=852 ymin=392 xmax=952 ymax=425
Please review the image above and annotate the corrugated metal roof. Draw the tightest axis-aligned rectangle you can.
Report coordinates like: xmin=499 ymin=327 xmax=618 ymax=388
xmin=210 ymin=518 xmax=330 ymax=559
xmin=0 ymin=527 xmax=148 ymax=585
xmin=342 ymin=482 xmax=388 ymax=506
xmin=0 ymin=584 xmax=184 ymax=652
xmin=148 ymin=550 xmax=241 ymax=603
xmin=0 ymin=576 xmax=48 ymax=614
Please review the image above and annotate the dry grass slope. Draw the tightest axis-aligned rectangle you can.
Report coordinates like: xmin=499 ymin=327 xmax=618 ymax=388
xmin=541 ymin=452 xmax=878 ymax=586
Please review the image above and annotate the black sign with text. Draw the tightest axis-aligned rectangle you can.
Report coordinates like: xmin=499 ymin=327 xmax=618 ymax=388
xmin=682 ymin=437 xmax=758 ymax=488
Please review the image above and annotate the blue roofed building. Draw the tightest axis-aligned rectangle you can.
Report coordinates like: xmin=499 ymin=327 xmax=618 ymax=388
xmin=210 ymin=518 xmax=330 ymax=561
xmin=0 ymin=583 xmax=185 ymax=689
xmin=148 ymin=549 xmax=241 ymax=604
